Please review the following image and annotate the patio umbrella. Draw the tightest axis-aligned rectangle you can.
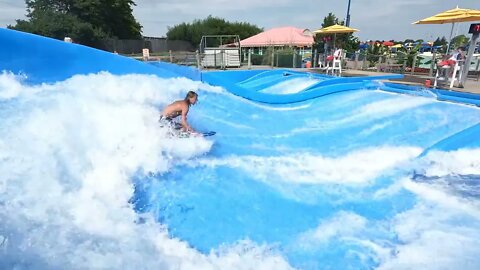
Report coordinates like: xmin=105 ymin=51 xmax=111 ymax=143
xmin=413 ymin=6 xmax=480 ymax=52
xmin=382 ymin=41 xmax=394 ymax=46
xmin=313 ymin=24 xmax=359 ymax=48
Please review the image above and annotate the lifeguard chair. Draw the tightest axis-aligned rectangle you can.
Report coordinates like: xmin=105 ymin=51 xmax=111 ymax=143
xmin=326 ymin=49 xmax=343 ymax=75
xmin=434 ymin=60 xmax=463 ymax=88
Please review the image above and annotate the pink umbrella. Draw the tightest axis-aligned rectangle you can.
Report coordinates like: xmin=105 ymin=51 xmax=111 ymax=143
xmin=240 ymin=27 xmax=314 ymax=47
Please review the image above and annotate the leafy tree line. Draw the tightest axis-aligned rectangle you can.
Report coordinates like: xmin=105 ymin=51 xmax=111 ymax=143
xmin=315 ymin=13 xmax=467 ymax=55
xmin=166 ymin=16 xmax=263 ymax=47
xmin=360 ymin=35 xmax=467 ymax=68
xmin=9 ymin=0 xmax=142 ymax=48
xmin=364 ymin=37 xmax=447 ymax=46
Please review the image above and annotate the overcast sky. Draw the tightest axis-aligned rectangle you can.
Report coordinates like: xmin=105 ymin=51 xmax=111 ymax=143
xmin=1 ymin=0 xmax=479 ymax=41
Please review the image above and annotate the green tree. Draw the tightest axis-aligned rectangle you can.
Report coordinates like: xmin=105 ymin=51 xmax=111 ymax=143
xmin=433 ymin=36 xmax=448 ymax=53
xmin=166 ymin=16 xmax=262 ymax=47
xmin=450 ymin=34 xmax=470 ymax=50
xmin=321 ymin=13 xmax=340 ymax=28
xmin=366 ymin=42 xmax=390 ymax=67
xmin=433 ymin=36 xmax=447 ymax=47
xmin=395 ymin=43 xmax=423 ymax=68
xmin=9 ymin=0 xmax=142 ymax=48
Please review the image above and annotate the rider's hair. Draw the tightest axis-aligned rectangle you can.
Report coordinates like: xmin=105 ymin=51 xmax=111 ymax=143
xmin=185 ymin=91 xmax=198 ymax=104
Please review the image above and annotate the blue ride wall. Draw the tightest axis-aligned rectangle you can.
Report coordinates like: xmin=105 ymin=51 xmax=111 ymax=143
xmin=420 ymin=122 xmax=480 ymax=156
xmin=202 ymin=70 xmax=403 ymax=104
xmin=148 ymin=61 xmax=201 ymax=81
xmin=0 ymin=29 xmax=180 ymax=84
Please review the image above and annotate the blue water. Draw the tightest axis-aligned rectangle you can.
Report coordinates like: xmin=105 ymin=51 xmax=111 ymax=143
xmin=133 ymin=87 xmax=480 ymax=268
xmin=2 ymin=29 xmax=480 ymax=269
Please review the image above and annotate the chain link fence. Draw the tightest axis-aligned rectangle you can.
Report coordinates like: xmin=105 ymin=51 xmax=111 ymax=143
xmin=244 ymin=52 xmax=302 ymax=68
xmin=135 ymin=44 xmax=480 ymax=81
xmin=100 ymin=37 xmax=194 ymax=55
xmin=342 ymin=51 xmax=480 ymax=78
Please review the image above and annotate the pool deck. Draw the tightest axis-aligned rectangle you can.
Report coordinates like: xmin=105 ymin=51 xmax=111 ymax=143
xmin=338 ymin=69 xmax=480 ymax=94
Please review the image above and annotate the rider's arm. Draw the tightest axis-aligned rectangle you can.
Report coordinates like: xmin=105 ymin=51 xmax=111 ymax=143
xmin=181 ymin=104 xmax=194 ymax=132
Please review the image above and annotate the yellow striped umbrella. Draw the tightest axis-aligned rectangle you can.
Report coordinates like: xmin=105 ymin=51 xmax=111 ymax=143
xmin=413 ymin=6 xmax=480 ymax=51
xmin=313 ymin=24 xmax=359 ymax=34
xmin=413 ymin=6 xmax=480 ymax=24
xmin=313 ymin=24 xmax=359 ymax=48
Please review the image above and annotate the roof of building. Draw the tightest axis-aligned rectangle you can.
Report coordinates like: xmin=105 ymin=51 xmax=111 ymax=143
xmin=240 ymin=26 xmax=314 ymax=47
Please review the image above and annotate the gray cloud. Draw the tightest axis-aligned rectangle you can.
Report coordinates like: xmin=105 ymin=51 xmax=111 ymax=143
xmin=2 ymin=0 xmax=480 ymax=41
xmin=0 ymin=0 xmax=26 ymax=27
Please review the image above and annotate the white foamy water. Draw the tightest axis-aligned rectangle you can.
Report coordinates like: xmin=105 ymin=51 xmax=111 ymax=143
xmin=190 ymin=146 xmax=422 ymax=185
xmin=297 ymin=211 xmax=368 ymax=246
xmin=192 ymin=146 xmax=480 ymax=269
xmin=289 ymin=147 xmax=480 ymax=270
xmin=377 ymin=180 xmax=480 ymax=269
xmin=376 ymin=149 xmax=480 ymax=269
xmin=261 ymin=77 xmax=319 ymax=94
xmin=420 ymin=149 xmax=480 ymax=177
xmin=292 ymin=95 xmax=434 ymax=134
xmin=294 ymin=185 xmax=480 ymax=270
xmin=0 ymin=72 xmax=292 ymax=269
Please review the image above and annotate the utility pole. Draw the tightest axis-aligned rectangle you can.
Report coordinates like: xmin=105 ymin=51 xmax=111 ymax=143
xmin=346 ymin=0 xmax=352 ymax=26
xmin=459 ymin=24 xmax=480 ymax=87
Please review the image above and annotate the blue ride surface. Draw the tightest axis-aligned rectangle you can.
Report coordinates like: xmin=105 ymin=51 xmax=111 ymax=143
xmin=1 ymin=29 xmax=480 ymax=270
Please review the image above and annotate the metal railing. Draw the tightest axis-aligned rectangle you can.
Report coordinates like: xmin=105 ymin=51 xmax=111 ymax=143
xmin=242 ymin=51 xmax=302 ymax=68
xmin=136 ymin=47 xmax=480 ymax=79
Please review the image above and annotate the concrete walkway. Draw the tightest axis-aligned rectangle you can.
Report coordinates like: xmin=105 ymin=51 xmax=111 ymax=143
xmin=338 ymin=69 xmax=480 ymax=94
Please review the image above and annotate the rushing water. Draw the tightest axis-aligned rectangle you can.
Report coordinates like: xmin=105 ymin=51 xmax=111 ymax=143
xmin=1 ymin=71 xmax=480 ymax=269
